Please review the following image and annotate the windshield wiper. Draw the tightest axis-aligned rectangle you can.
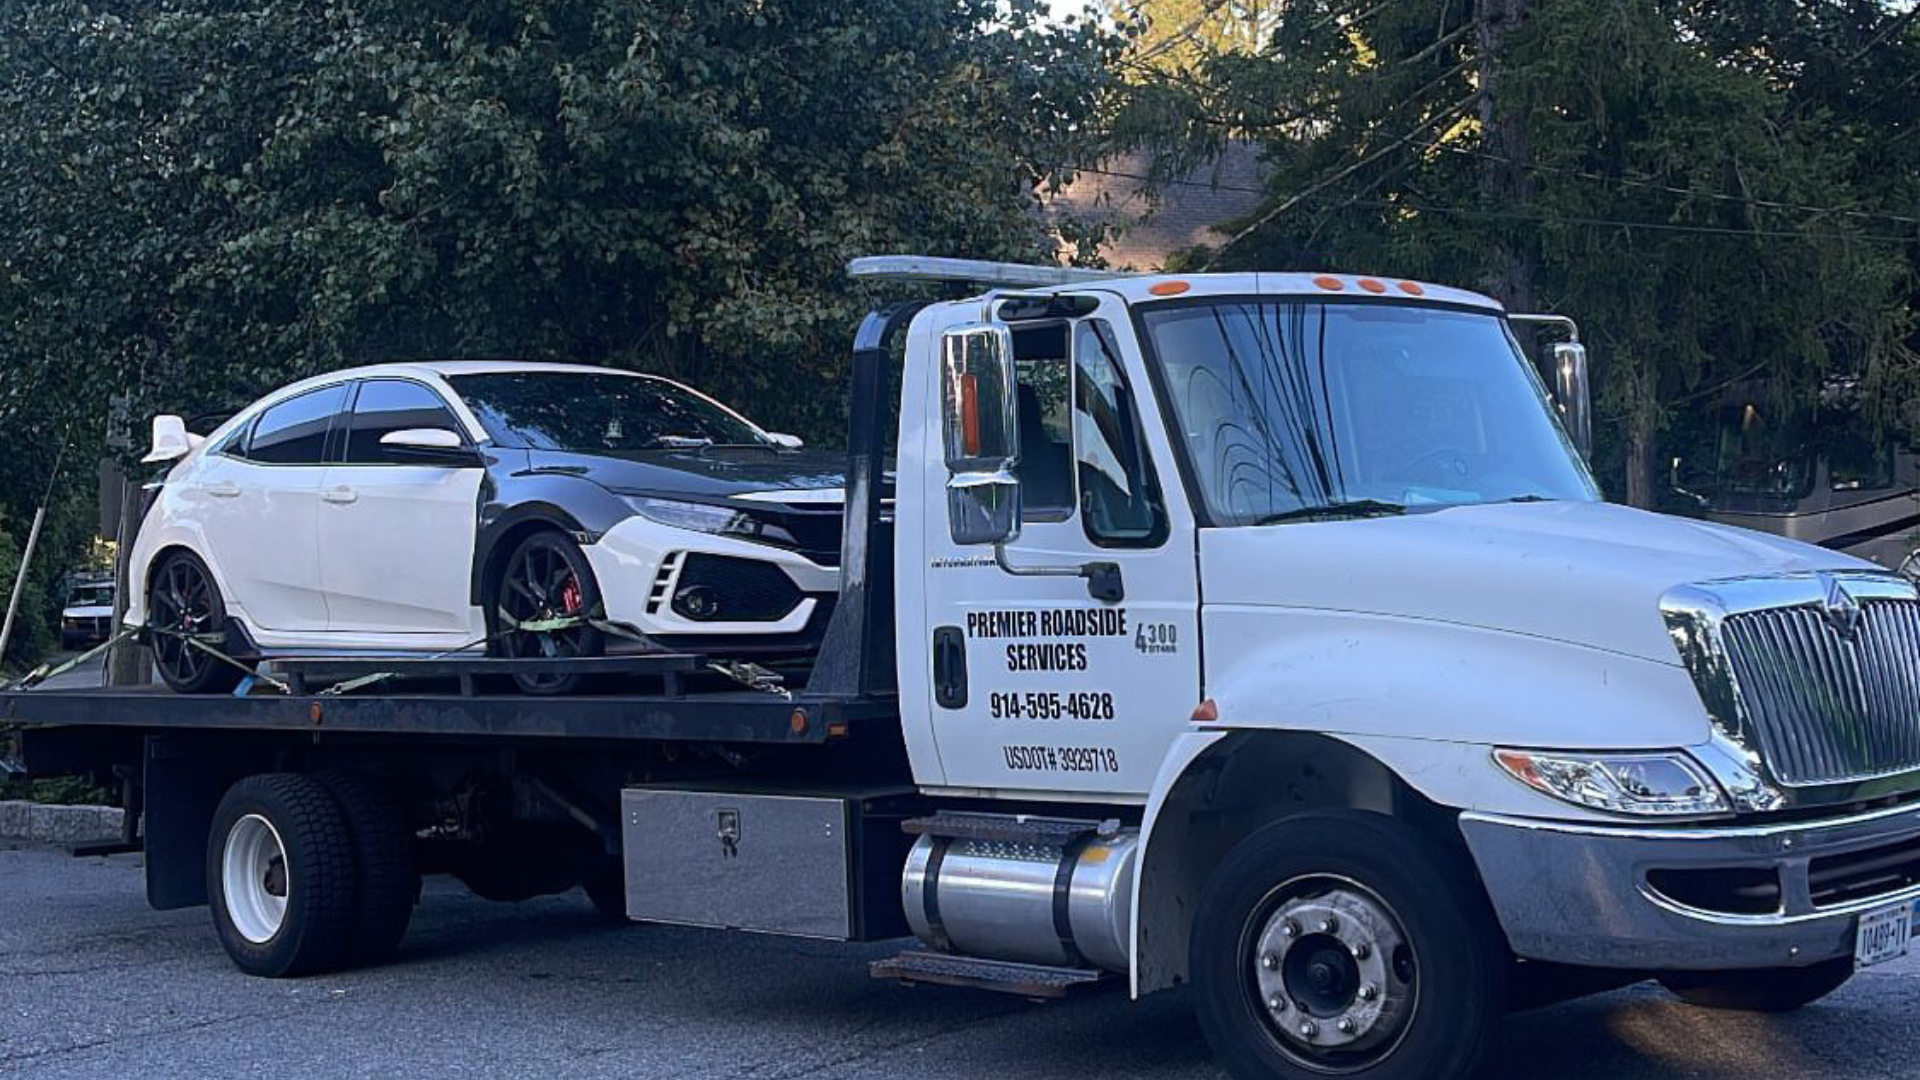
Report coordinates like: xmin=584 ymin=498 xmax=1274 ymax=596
xmin=1502 ymin=493 xmax=1554 ymax=503
xmin=1253 ymin=499 xmax=1407 ymax=526
xmin=649 ymin=435 xmax=715 ymax=449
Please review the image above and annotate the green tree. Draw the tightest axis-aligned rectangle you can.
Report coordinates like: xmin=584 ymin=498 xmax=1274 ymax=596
xmin=0 ymin=0 xmax=1124 ymax=456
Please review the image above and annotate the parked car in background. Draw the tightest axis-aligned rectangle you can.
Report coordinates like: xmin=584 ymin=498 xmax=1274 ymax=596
xmin=59 ymin=578 xmax=115 ymax=650
xmin=129 ymin=361 xmax=847 ymax=694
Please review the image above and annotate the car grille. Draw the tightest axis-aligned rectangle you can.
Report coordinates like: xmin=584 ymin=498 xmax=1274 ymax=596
xmin=1719 ymin=599 xmax=1920 ymax=787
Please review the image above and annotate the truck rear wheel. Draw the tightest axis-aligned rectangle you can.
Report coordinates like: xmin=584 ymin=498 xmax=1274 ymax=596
xmin=1190 ymin=812 xmax=1505 ymax=1080
xmin=207 ymin=773 xmax=358 ymax=977
xmin=314 ymin=770 xmax=418 ymax=966
xmin=1659 ymin=958 xmax=1854 ymax=1012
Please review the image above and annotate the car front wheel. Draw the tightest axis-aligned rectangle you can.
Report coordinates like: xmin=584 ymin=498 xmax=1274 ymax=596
xmin=492 ymin=530 xmax=605 ymax=695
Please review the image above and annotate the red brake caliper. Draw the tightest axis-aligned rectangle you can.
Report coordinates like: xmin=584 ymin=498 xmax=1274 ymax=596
xmin=559 ymin=576 xmax=583 ymax=616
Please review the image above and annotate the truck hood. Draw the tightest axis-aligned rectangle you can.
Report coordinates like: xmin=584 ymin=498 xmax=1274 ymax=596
xmin=1200 ymin=500 xmax=1877 ymax=664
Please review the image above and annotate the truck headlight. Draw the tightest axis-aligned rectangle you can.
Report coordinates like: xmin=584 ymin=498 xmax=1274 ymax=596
xmin=1493 ymin=749 xmax=1730 ymax=817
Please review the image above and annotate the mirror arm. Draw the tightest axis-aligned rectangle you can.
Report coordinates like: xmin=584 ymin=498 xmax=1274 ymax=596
xmin=992 ymin=545 xmax=1125 ymax=603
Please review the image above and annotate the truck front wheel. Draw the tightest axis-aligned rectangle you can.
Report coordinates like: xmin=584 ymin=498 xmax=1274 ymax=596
xmin=207 ymin=774 xmax=359 ymax=977
xmin=1191 ymin=812 xmax=1505 ymax=1080
xmin=1659 ymin=958 xmax=1854 ymax=1012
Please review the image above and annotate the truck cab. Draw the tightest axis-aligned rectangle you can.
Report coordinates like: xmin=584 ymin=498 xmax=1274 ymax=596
xmin=867 ymin=258 xmax=1920 ymax=1078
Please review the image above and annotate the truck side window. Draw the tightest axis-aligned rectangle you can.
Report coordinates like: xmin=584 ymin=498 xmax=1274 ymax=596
xmin=1074 ymin=320 xmax=1167 ymax=546
xmin=1012 ymin=323 xmax=1074 ymax=521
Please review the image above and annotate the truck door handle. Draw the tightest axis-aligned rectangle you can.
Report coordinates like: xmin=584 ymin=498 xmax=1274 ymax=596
xmin=932 ymin=626 xmax=967 ymax=710
xmin=322 ymin=486 xmax=358 ymax=504
xmin=205 ymin=481 xmax=241 ymax=498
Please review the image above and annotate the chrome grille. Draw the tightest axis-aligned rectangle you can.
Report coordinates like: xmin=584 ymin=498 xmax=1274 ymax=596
xmin=1720 ymin=599 xmax=1920 ymax=786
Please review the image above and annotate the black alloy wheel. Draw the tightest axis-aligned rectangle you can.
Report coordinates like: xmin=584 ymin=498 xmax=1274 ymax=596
xmin=148 ymin=551 xmax=248 ymax=694
xmin=493 ymin=530 xmax=605 ymax=695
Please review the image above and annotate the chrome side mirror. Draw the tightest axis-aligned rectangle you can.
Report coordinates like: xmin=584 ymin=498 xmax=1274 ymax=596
xmin=940 ymin=323 xmax=1021 ymax=546
xmin=1550 ymin=341 xmax=1592 ymax=459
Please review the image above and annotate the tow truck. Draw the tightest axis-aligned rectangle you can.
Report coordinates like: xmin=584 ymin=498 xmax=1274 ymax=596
xmin=7 ymin=256 xmax=1919 ymax=1080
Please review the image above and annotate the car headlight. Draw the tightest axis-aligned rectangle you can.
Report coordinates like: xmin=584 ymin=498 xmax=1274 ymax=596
xmin=1493 ymin=749 xmax=1730 ymax=817
xmin=621 ymin=496 xmax=794 ymax=545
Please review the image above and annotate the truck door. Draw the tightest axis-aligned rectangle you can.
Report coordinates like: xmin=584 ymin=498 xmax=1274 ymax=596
xmin=916 ymin=295 xmax=1200 ymax=799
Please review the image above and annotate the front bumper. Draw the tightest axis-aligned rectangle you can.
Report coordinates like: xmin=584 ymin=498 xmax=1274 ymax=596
xmin=1461 ymin=801 xmax=1920 ymax=970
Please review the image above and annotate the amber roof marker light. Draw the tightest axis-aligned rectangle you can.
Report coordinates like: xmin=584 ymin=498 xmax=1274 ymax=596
xmin=1149 ymin=280 xmax=1192 ymax=296
xmin=1312 ymin=275 xmax=1345 ymax=291
xmin=1358 ymin=278 xmax=1388 ymax=294
xmin=1397 ymin=281 xmax=1425 ymax=296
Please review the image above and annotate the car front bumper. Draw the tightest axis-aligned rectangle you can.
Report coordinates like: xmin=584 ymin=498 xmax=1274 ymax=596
xmin=1460 ymin=800 xmax=1920 ymax=970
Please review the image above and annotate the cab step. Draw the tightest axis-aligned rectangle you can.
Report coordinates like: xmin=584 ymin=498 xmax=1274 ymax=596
xmin=902 ymin=811 xmax=1117 ymax=847
xmin=869 ymin=951 xmax=1111 ymax=1000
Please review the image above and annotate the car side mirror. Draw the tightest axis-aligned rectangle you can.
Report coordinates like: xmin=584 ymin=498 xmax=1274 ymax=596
xmin=765 ymin=432 xmax=805 ymax=449
xmin=940 ymin=324 xmax=1021 ymax=546
xmin=142 ymin=414 xmax=203 ymax=464
xmin=379 ymin=427 xmax=479 ymax=465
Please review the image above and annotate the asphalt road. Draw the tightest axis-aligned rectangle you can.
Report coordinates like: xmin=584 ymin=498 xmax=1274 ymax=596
xmin=1 ymin=842 xmax=1915 ymax=1080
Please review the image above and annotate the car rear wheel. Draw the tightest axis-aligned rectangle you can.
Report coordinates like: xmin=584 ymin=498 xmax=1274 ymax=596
xmin=148 ymin=551 xmax=249 ymax=694
xmin=492 ymin=530 xmax=605 ymax=695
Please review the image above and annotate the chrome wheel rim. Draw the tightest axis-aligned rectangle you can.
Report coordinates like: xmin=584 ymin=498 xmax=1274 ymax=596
xmin=1244 ymin=875 xmax=1418 ymax=1074
xmin=222 ymin=814 xmax=289 ymax=944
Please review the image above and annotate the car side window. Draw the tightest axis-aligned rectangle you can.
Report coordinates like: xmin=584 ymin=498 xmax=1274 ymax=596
xmin=1074 ymin=319 xmax=1167 ymax=547
xmin=209 ymin=422 xmax=252 ymax=460
xmin=248 ymin=385 xmax=349 ymax=465
xmin=345 ymin=380 xmax=464 ymax=464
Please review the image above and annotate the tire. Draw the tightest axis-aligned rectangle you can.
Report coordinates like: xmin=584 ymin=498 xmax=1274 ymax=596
xmin=490 ymin=530 xmax=605 ymax=695
xmin=1659 ymin=958 xmax=1854 ymax=1012
xmin=314 ymin=771 xmax=419 ymax=966
xmin=207 ymin=773 xmax=358 ymax=977
xmin=1191 ymin=812 xmax=1506 ymax=1080
xmin=147 ymin=550 xmax=249 ymax=694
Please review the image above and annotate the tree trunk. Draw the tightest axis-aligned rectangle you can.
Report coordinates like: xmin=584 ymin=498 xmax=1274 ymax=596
xmin=1475 ymin=0 xmax=1537 ymax=311
xmin=1624 ymin=365 xmax=1660 ymax=509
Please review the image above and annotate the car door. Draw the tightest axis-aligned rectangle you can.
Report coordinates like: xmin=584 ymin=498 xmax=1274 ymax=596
xmin=195 ymin=383 xmax=348 ymax=635
xmin=317 ymin=378 xmax=485 ymax=639
xmin=917 ymin=299 xmax=1202 ymax=799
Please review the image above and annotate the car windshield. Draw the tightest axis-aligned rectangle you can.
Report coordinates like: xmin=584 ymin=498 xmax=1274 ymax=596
xmin=448 ymin=371 xmax=770 ymax=452
xmin=1142 ymin=301 xmax=1598 ymax=525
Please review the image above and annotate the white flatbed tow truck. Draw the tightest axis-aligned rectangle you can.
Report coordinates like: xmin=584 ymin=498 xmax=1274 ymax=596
xmin=7 ymin=256 xmax=1919 ymax=1080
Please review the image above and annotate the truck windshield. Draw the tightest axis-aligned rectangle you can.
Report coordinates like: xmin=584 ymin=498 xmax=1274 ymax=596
xmin=1141 ymin=301 xmax=1597 ymax=525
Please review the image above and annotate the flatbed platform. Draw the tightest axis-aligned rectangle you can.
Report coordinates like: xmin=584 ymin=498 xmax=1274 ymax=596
xmin=0 ymin=683 xmax=895 ymax=744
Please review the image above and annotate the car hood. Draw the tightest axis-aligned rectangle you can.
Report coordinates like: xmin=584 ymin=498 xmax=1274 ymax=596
xmin=1199 ymin=499 xmax=1879 ymax=664
xmin=523 ymin=447 xmax=854 ymax=502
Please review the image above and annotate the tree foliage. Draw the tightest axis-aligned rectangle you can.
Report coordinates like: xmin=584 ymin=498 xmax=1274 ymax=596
xmin=0 ymin=0 xmax=1124 ymax=453
xmin=1118 ymin=0 xmax=1919 ymax=504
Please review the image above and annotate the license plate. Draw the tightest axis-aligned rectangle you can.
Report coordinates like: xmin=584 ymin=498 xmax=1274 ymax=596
xmin=1855 ymin=901 xmax=1915 ymax=968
